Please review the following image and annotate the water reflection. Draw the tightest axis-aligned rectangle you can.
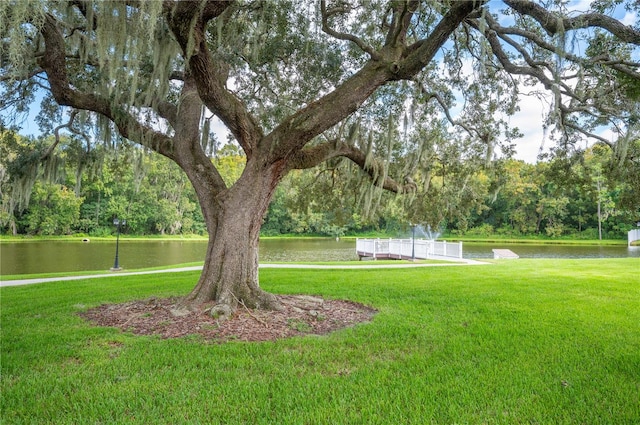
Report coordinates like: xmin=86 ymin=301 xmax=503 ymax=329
xmin=1 ymin=238 xmax=638 ymax=276
xmin=260 ymin=239 xmax=358 ymax=263
xmin=464 ymin=242 xmax=640 ymax=259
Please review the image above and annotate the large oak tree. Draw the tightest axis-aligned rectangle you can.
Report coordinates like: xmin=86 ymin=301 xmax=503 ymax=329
xmin=2 ymin=0 xmax=639 ymax=316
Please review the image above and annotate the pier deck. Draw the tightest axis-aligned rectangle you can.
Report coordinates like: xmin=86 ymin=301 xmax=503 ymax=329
xmin=356 ymin=238 xmax=463 ymax=261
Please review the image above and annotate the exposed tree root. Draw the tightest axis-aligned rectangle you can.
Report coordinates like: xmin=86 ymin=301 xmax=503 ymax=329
xmin=80 ymin=295 xmax=377 ymax=342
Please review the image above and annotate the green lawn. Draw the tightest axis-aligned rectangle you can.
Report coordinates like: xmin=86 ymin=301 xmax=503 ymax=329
xmin=2 ymin=259 xmax=639 ymax=424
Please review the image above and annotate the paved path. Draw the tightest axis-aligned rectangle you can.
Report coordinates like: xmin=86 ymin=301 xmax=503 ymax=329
xmin=1 ymin=258 xmax=487 ymax=288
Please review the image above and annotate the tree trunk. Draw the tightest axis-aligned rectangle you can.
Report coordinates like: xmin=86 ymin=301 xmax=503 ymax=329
xmin=180 ymin=161 xmax=284 ymax=316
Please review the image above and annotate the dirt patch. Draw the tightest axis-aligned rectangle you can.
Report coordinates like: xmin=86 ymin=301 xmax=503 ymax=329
xmin=80 ymin=295 xmax=377 ymax=342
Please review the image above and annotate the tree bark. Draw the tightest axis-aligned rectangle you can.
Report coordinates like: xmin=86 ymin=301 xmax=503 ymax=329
xmin=180 ymin=159 xmax=285 ymax=315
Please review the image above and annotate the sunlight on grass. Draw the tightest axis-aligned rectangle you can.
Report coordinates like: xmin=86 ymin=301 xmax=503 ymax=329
xmin=1 ymin=259 xmax=639 ymax=423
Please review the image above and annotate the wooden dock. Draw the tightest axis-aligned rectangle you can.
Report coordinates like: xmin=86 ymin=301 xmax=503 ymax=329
xmin=356 ymin=238 xmax=463 ymax=261
xmin=492 ymin=249 xmax=519 ymax=259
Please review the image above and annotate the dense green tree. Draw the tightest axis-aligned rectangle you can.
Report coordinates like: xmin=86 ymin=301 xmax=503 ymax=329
xmin=2 ymin=1 xmax=638 ymax=316
xmin=146 ymin=157 xmax=198 ymax=235
xmin=0 ymin=129 xmax=71 ymax=234
xmin=616 ymin=138 xmax=640 ymax=222
xmin=474 ymin=159 xmax=538 ymax=234
xmin=0 ymin=129 xmax=26 ymax=235
xmin=21 ymin=181 xmax=82 ymax=235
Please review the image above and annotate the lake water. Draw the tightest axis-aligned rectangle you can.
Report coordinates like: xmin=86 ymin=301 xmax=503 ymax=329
xmin=1 ymin=238 xmax=638 ymax=276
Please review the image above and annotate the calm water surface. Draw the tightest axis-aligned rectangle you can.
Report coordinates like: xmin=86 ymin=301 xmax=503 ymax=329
xmin=1 ymin=238 xmax=638 ymax=276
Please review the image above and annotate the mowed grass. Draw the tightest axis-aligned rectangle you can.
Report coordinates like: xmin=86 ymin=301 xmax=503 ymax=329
xmin=1 ymin=259 xmax=639 ymax=424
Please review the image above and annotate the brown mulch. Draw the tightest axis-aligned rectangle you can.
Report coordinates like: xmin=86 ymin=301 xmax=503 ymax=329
xmin=80 ymin=295 xmax=377 ymax=342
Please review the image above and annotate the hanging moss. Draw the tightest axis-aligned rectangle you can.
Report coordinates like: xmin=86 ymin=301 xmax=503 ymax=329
xmin=6 ymin=140 xmax=67 ymax=213
xmin=614 ymin=134 xmax=630 ymax=168
xmin=60 ymin=0 xmax=166 ymax=113
xmin=132 ymin=150 xmax=147 ymax=193
xmin=0 ymin=1 xmax=45 ymax=79
xmin=364 ymin=131 xmax=375 ymax=171
xmin=554 ymin=16 xmax=566 ymax=83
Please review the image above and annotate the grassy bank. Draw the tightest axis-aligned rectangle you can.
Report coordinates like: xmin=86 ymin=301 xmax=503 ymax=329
xmin=2 ymin=259 xmax=639 ymax=423
xmin=1 ymin=233 xmax=629 ymax=245
xmin=0 ymin=234 xmax=209 ymax=243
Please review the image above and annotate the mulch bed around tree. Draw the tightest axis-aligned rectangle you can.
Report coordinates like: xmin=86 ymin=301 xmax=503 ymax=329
xmin=80 ymin=295 xmax=377 ymax=342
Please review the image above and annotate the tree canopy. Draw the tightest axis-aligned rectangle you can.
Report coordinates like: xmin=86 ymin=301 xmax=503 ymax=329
xmin=1 ymin=0 xmax=639 ymax=314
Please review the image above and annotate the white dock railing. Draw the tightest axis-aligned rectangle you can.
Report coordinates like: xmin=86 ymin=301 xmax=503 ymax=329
xmin=356 ymin=238 xmax=463 ymax=260
xmin=629 ymin=229 xmax=640 ymax=247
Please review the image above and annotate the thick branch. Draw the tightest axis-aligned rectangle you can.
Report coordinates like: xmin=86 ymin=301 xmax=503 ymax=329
xmin=340 ymin=144 xmax=416 ymax=194
xmin=477 ymin=17 xmax=634 ymax=132
xmin=320 ymin=0 xmax=380 ymax=60
xmin=609 ymin=62 xmax=640 ymax=81
xmin=156 ymin=100 xmax=178 ymax=127
xmin=41 ymin=110 xmax=82 ymax=160
xmin=384 ymin=0 xmax=419 ymax=48
xmin=289 ymin=140 xmax=343 ymax=170
xmin=504 ymin=0 xmax=640 ymax=44
xmin=396 ymin=1 xmax=485 ymax=80
xmin=38 ymin=13 xmax=174 ymax=158
xmin=264 ymin=2 xmax=481 ymax=164
xmin=162 ymin=0 xmax=231 ymax=23
xmin=481 ymin=25 xmax=554 ymax=89
xmin=68 ymin=0 xmax=97 ymax=31
xmin=290 ymin=141 xmax=416 ymax=194
xmin=165 ymin=0 xmax=262 ymax=159
xmin=262 ymin=60 xmax=390 ymax=160
xmin=481 ymin=13 xmax=640 ymax=79
xmin=172 ymin=74 xmax=228 ymax=195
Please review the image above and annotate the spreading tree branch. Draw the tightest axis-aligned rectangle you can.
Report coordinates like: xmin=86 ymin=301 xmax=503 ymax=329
xmin=472 ymin=10 xmax=636 ymax=146
xmin=384 ymin=0 xmax=419 ymax=48
xmin=417 ymin=84 xmax=478 ymax=138
xmin=264 ymin=1 xmax=482 ymax=165
xmin=289 ymin=141 xmax=416 ymax=194
xmin=504 ymin=0 xmax=640 ymax=44
xmin=320 ymin=0 xmax=380 ymax=59
xmin=396 ymin=1 xmax=486 ymax=80
xmin=41 ymin=110 xmax=82 ymax=160
xmin=38 ymin=13 xmax=174 ymax=160
xmin=165 ymin=0 xmax=263 ymax=159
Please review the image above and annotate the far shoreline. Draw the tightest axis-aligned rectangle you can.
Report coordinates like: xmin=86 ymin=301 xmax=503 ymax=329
xmin=0 ymin=233 xmax=631 ymax=246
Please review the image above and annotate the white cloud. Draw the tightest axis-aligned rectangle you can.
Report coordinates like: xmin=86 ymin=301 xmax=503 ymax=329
xmin=568 ymin=0 xmax=592 ymax=13
xmin=509 ymin=88 xmax=622 ymax=163
xmin=622 ymin=11 xmax=637 ymax=27
xmin=509 ymin=93 xmax=550 ymax=162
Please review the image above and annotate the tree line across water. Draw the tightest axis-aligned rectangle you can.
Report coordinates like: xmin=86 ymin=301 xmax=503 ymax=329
xmin=2 ymin=130 xmax=638 ymax=240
